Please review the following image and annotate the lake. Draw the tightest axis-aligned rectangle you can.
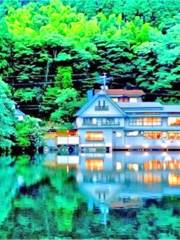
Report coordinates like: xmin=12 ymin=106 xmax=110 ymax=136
xmin=0 ymin=151 xmax=179 ymax=239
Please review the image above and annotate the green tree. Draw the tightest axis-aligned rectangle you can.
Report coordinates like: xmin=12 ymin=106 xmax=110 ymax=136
xmin=55 ymin=66 xmax=73 ymax=88
xmin=0 ymin=78 xmax=15 ymax=151
xmin=50 ymin=88 xmax=84 ymax=128
xmin=15 ymin=116 xmax=43 ymax=149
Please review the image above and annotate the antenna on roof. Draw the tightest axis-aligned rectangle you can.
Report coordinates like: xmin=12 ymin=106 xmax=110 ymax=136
xmin=98 ymin=73 xmax=113 ymax=90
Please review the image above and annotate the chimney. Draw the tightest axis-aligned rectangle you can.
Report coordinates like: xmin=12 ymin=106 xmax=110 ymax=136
xmin=87 ymin=89 xmax=93 ymax=101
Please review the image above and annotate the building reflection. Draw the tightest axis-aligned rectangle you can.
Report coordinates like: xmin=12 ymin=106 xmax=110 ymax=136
xmin=44 ymin=151 xmax=180 ymax=224
xmin=76 ymin=151 xmax=180 ymax=224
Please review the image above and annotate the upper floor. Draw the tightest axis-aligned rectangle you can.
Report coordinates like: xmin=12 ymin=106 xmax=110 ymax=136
xmin=76 ymin=89 xmax=180 ymax=129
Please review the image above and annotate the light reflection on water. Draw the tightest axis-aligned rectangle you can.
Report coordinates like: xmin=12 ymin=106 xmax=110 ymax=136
xmin=44 ymin=151 xmax=180 ymax=209
xmin=0 ymin=152 xmax=179 ymax=238
xmin=44 ymin=151 xmax=180 ymax=227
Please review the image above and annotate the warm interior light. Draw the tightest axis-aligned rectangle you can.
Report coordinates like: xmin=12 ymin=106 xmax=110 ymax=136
xmin=85 ymin=131 xmax=104 ymax=141
xmin=116 ymin=162 xmax=122 ymax=171
xmin=128 ymin=163 xmax=139 ymax=171
xmin=143 ymin=173 xmax=161 ymax=184
xmin=144 ymin=160 xmax=162 ymax=170
xmin=168 ymin=117 xmax=180 ymax=126
xmin=168 ymin=173 xmax=180 ymax=186
xmin=86 ymin=159 xmax=103 ymax=171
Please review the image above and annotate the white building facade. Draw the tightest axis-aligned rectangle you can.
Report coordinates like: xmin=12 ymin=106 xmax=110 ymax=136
xmin=76 ymin=89 xmax=180 ymax=152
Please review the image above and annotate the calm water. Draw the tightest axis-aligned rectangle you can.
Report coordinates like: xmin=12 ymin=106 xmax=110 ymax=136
xmin=0 ymin=152 xmax=180 ymax=239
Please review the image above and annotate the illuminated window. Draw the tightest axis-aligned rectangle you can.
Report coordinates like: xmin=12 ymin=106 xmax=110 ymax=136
xmin=116 ymin=131 xmax=122 ymax=137
xmin=165 ymin=160 xmax=180 ymax=170
xmin=168 ymin=173 xmax=180 ymax=186
xmin=112 ymin=98 xmax=118 ymax=102
xmin=116 ymin=162 xmax=122 ymax=171
xmin=144 ymin=131 xmax=180 ymax=140
xmin=126 ymin=131 xmax=139 ymax=136
xmin=168 ymin=132 xmax=180 ymax=140
xmin=85 ymin=131 xmax=104 ymax=141
xmin=86 ymin=159 xmax=103 ymax=171
xmin=144 ymin=160 xmax=162 ymax=170
xmin=129 ymin=118 xmax=161 ymax=126
xmin=168 ymin=117 xmax=180 ymax=126
xmin=129 ymin=98 xmax=138 ymax=103
xmin=144 ymin=131 xmax=162 ymax=139
xmin=128 ymin=163 xmax=139 ymax=171
xmin=143 ymin=173 xmax=161 ymax=184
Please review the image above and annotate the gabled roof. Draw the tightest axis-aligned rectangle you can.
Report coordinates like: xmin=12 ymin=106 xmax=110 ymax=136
xmin=95 ymin=89 xmax=145 ymax=97
xmin=75 ymin=90 xmax=126 ymax=117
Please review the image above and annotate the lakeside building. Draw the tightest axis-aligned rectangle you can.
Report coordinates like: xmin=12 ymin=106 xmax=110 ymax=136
xmin=75 ymin=88 xmax=180 ymax=152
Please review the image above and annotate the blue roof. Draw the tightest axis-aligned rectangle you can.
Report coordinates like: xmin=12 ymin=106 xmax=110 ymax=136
xmin=163 ymin=105 xmax=180 ymax=112
xmin=118 ymin=102 xmax=163 ymax=108
xmin=75 ymin=90 xmax=126 ymax=117
xmin=118 ymin=102 xmax=180 ymax=113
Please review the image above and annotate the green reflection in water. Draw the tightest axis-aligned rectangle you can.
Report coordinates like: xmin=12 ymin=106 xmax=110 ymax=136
xmin=0 ymin=154 xmax=179 ymax=239
xmin=0 ymin=154 xmax=83 ymax=239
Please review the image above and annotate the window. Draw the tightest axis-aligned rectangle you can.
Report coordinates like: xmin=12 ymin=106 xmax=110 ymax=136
xmin=85 ymin=159 xmax=103 ymax=171
xmin=129 ymin=98 xmax=138 ymax=103
xmin=168 ymin=173 xmax=180 ymax=186
xmin=101 ymin=118 xmax=120 ymax=126
xmin=116 ymin=162 xmax=122 ymax=170
xmin=126 ymin=131 xmax=139 ymax=136
xmin=144 ymin=131 xmax=162 ymax=139
xmin=112 ymin=98 xmax=118 ymax=102
xmin=85 ymin=131 xmax=104 ymax=141
xmin=144 ymin=131 xmax=180 ymax=140
xmin=168 ymin=117 xmax=180 ymax=126
xmin=129 ymin=118 xmax=161 ymax=126
xmin=95 ymin=100 xmax=109 ymax=111
xmin=83 ymin=118 xmax=97 ymax=125
xmin=128 ymin=163 xmax=139 ymax=171
xmin=143 ymin=118 xmax=161 ymax=126
xmin=92 ymin=118 xmax=97 ymax=125
xmin=143 ymin=173 xmax=161 ymax=184
xmin=119 ymin=97 xmax=129 ymax=102
xmin=144 ymin=160 xmax=162 ymax=170
xmin=116 ymin=131 xmax=122 ymax=137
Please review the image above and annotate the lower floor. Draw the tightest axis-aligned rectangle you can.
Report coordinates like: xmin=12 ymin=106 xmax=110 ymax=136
xmin=79 ymin=129 xmax=180 ymax=152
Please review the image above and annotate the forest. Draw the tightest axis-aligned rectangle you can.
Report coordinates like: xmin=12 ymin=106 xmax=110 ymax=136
xmin=0 ymin=0 xmax=180 ymax=151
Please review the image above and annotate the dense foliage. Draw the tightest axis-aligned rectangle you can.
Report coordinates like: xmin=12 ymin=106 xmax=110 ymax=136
xmin=0 ymin=0 xmax=179 ymax=128
xmin=0 ymin=78 xmax=15 ymax=150
xmin=0 ymin=78 xmax=43 ymax=152
xmin=15 ymin=116 xmax=43 ymax=150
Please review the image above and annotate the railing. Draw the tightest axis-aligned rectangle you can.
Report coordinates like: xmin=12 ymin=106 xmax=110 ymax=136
xmin=83 ymin=122 xmax=121 ymax=126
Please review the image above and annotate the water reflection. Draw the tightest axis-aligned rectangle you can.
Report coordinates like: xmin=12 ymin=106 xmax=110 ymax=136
xmin=44 ymin=151 xmax=180 ymax=187
xmin=44 ymin=152 xmax=180 ymax=200
xmin=44 ymin=151 xmax=180 ymax=226
xmin=0 ymin=153 xmax=180 ymax=238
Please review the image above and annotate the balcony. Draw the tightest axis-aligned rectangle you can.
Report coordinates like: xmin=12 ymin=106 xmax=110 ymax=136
xmin=83 ymin=122 xmax=121 ymax=127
